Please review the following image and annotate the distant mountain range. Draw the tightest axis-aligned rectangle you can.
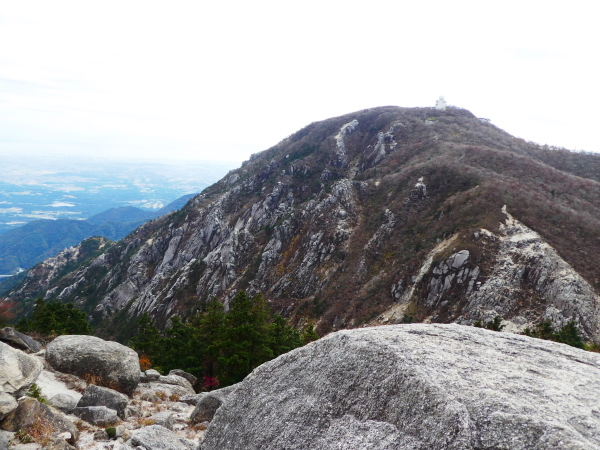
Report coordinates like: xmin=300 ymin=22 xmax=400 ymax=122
xmin=0 ymin=194 xmax=195 ymax=276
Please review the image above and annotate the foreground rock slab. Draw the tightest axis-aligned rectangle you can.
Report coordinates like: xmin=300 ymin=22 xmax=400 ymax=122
xmin=202 ymin=324 xmax=600 ymax=450
xmin=45 ymin=335 xmax=140 ymax=396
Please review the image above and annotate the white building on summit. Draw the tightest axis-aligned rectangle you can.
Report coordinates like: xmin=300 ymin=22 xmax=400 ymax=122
xmin=435 ymin=96 xmax=447 ymax=110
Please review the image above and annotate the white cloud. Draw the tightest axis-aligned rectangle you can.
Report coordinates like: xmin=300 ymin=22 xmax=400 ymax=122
xmin=46 ymin=201 xmax=76 ymax=207
xmin=0 ymin=207 xmax=23 ymax=213
xmin=20 ymin=211 xmax=81 ymax=219
xmin=52 ymin=186 xmax=85 ymax=193
xmin=0 ymin=0 xmax=598 ymax=161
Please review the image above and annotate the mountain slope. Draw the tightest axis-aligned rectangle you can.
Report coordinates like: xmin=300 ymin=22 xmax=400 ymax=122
xmin=0 ymin=194 xmax=197 ymax=276
xmin=6 ymin=106 xmax=600 ymax=342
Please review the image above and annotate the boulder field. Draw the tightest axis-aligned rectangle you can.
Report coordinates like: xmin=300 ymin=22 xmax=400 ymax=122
xmin=202 ymin=324 xmax=600 ymax=450
xmin=2 ymin=324 xmax=600 ymax=449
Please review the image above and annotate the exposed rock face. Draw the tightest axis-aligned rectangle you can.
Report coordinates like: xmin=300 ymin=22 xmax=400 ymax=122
xmin=380 ymin=208 xmax=600 ymax=341
xmin=45 ymin=335 xmax=140 ymax=396
xmin=127 ymin=424 xmax=195 ymax=450
xmin=0 ymin=327 xmax=42 ymax=353
xmin=202 ymin=324 xmax=600 ymax=450
xmin=190 ymin=384 xmax=238 ymax=424
xmin=1 ymin=397 xmax=79 ymax=441
xmin=460 ymin=208 xmax=600 ymax=340
xmin=72 ymin=405 xmax=119 ymax=427
xmin=76 ymin=384 xmax=129 ymax=419
xmin=0 ymin=341 xmax=43 ymax=398
xmin=5 ymin=106 xmax=600 ymax=342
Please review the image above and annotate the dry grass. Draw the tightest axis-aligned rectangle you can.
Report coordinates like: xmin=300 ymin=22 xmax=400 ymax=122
xmin=82 ymin=372 xmax=121 ymax=391
xmin=82 ymin=373 xmax=104 ymax=386
xmin=155 ymin=390 xmax=167 ymax=401
xmin=134 ymin=417 xmax=156 ymax=428
xmin=188 ymin=421 xmax=208 ymax=432
xmin=74 ymin=419 xmax=89 ymax=432
xmin=15 ymin=417 xmax=55 ymax=447
xmin=169 ymin=393 xmax=181 ymax=402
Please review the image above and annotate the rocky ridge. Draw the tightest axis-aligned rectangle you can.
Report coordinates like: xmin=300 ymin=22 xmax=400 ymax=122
xmin=5 ymin=106 xmax=600 ymax=342
xmin=378 ymin=207 xmax=600 ymax=341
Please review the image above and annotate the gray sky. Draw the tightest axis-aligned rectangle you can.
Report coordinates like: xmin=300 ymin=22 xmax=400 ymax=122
xmin=1 ymin=1 xmax=598 ymax=164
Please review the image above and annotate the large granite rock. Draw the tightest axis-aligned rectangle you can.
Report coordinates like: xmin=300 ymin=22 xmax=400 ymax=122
xmin=168 ymin=369 xmax=197 ymax=387
xmin=72 ymin=405 xmax=119 ymax=427
xmin=1 ymin=397 xmax=79 ymax=442
xmin=45 ymin=335 xmax=140 ymax=396
xmin=190 ymin=384 xmax=238 ymax=423
xmin=202 ymin=324 xmax=600 ymax=450
xmin=49 ymin=393 xmax=78 ymax=413
xmin=0 ymin=391 xmax=18 ymax=421
xmin=0 ymin=341 xmax=43 ymax=398
xmin=157 ymin=374 xmax=194 ymax=392
xmin=0 ymin=327 xmax=42 ymax=353
xmin=77 ymin=384 xmax=128 ymax=418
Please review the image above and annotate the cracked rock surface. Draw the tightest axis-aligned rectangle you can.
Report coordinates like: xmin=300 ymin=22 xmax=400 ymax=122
xmin=202 ymin=324 xmax=600 ymax=450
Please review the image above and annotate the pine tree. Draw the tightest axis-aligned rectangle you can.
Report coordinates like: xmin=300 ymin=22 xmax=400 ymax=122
xmin=269 ymin=314 xmax=302 ymax=357
xmin=301 ymin=323 xmax=319 ymax=344
xmin=130 ymin=312 xmax=162 ymax=362
xmin=160 ymin=315 xmax=201 ymax=375
xmin=218 ymin=291 xmax=273 ymax=385
xmin=17 ymin=298 xmax=91 ymax=336
xmin=191 ymin=299 xmax=225 ymax=381
xmin=554 ymin=321 xmax=585 ymax=349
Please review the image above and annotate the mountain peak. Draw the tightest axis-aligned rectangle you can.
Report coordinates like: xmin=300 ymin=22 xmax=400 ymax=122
xmin=6 ymin=106 xmax=600 ymax=343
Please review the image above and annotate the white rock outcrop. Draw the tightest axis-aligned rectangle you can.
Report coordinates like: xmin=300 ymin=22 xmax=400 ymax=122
xmin=46 ymin=335 xmax=140 ymax=396
xmin=202 ymin=324 xmax=600 ymax=449
xmin=463 ymin=208 xmax=600 ymax=340
xmin=0 ymin=341 xmax=43 ymax=400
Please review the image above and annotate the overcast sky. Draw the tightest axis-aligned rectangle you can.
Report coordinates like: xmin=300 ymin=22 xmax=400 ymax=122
xmin=1 ymin=1 xmax=598 ymax=164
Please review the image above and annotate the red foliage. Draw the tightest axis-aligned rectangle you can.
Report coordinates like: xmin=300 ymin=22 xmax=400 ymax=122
xmin=202 ymin=376 xmax=220 ymax=391
xmin=0 ymin=299 xmax=15 ymax=325
xmin=139 ymin=354 xmax=152 ymax=371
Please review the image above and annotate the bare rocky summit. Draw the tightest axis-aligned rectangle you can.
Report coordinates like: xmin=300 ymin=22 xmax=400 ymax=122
xmin=202 ymin=324 xmax=600 ymax=450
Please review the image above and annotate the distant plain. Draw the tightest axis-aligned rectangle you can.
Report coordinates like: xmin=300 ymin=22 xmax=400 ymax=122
xmin=0 ymin=154 xmax=238 ymax=234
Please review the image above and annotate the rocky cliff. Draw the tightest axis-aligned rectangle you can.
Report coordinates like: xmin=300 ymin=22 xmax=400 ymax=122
xmin=6 ymin=106 xmax=600 ymax=341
